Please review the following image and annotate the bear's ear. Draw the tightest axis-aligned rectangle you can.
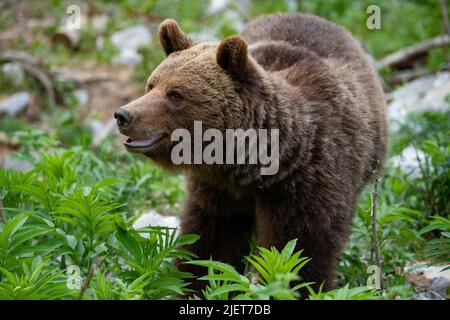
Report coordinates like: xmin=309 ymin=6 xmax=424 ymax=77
xmin=159 ymin=19 xmax=194 ymax=55
xmin=217 ymin=36 xmax=249 ymax=81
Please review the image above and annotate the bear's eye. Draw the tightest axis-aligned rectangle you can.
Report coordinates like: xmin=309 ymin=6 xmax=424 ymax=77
xmin=167 ymin=91 xmax=184 ymax=102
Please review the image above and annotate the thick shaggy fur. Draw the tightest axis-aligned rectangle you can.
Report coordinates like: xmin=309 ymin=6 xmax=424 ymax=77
xmin=116 ymin=14 xmax=388 ymax=291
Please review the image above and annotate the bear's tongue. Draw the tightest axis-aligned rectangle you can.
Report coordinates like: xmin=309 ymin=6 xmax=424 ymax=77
xmin=124 ymin=133 xmax=167 ymax=148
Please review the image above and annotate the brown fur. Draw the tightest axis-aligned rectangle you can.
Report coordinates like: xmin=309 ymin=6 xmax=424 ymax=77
xmin=116 ymin=13 xmax=388 ymax=293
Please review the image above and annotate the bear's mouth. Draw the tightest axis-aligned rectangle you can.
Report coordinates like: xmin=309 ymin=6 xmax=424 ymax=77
xmin=123 ymin=132 xmax=168 ymax=150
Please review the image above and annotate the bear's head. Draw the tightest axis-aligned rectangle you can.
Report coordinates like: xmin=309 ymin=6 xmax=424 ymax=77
xmin=115 ymin=19 xmax=266 ymax=169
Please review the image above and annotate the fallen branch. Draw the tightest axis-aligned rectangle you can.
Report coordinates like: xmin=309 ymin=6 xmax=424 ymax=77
xmin=51 ymin=70 xmax=119 ymax=85
xmin=0 ymin=51 xmax=56 ymax=106
xmin=376 ymin=35 xmax=450 ymax=69
xmin=386 ymin=67 xmax=431 ymax=85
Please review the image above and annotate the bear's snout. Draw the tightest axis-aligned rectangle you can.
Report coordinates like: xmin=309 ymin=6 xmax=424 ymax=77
xmin=114 ymin=108 xmax=133 ymax=127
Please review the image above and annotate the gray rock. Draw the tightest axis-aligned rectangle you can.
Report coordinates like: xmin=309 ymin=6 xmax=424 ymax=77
xmin=429 ymin=277 xmax=450 ymax=298
xmin=390 ymin=146 xmax=426 ymax=177
xmin=411 ymin=290 xmax=445 ymax=300
xmin=112 ymin=48 xmax=143 ymax=66
xmin=0 ymin=91 xmax=30 ymax=116
xmin=423 ymin=265 xmax=450 ymax=281
xmin=88 ymin=118 xmax=118 ymax=146
xmin=388 ymin=72 xmax=450 ymax=127
xmin=205 ymin=0 xmax=231 ymax=15
xmin=2 ymin=158 xmax=32 ymax=171
xmin=407 ymin=263 xmax=450 ymax=299
xmin=111 ymin=25 xmax=152 ymax=50
xmin=110 ymin=25 xmax=152 ymax=67
xmin=133 ymin=210 xmax=180 ymax=231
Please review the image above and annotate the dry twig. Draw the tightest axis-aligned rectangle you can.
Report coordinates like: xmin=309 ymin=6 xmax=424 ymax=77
xmin=370 ymin=162 xmax=384 ymax=291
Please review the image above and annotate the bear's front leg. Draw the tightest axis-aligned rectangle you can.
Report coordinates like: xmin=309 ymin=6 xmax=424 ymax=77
xmin=255 ymin=185 xmax=352 ymax=295
xmin=177 ymin=178 xmax=255 ymax=292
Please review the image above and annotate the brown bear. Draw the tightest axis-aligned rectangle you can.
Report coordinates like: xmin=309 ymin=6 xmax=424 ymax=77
xmin=115 ymin=13 xmax=388 ymax=292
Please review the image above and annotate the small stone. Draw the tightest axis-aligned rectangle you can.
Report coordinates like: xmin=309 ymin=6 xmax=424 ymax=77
xmin=132 ymin=210 xmax=180 ymax=231
xmin=0 ymin=92 xmax=30 ymax=116
xmin=423 ymin=265 xmax=450 ymax=281
xmin=388 ymin=72 xmax=450 ymax=127
xmin=429 ymin=277 xmax=450 ymax=298
xmin=407 ymin=264 xmax=450 ymax=299
xmin=411 ymin=290 xmax=445 ymax=300
xmin=2 ymin=63 xmax=25 ymax=85
xmin=74 ymin=89 xmax=89 ymax=106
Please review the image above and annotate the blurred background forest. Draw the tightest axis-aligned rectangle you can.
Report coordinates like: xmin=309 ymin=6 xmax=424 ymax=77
xmin=0 ymin=0 xmax=449 ymax=300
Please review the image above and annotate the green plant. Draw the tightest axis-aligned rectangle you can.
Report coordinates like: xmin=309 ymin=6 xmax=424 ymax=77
xmin=307 ymin=284 xmax=379 ymax=300
xmin=0 ymin=256 xmax=75 ymax=300
xmin=420 ymin=216 xmax=450 ymax=270
xmin=0 ymin=213 xmax=60 ymax=273
xmin=112 ymin=225 xmax=198 ymax=299
xmin=189 ymin=239 xmax=312 ymax=300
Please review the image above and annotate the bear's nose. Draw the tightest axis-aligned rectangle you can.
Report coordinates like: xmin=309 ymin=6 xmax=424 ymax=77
xmin=114 ymin=109 xmax=133 ymax=126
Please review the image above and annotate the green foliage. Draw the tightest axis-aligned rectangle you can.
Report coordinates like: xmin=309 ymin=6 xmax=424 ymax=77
xmin=89 ymin=271 xmax=147 ymax=300
xmin=0 ymin=213 xmax=60 ymax=271
xmin=189 ymin=240 xmax=314 ymax=300
xmin=296 ymin=0 xmax=444 ymax=58
xmin=132 ymin=46 xmax=165 ymax=83
xmin=0 ymin=256 xmax=75 ymax=300
xmin=0 ymin=134 xmax=193 ymax=300
xmin=339 ymin=110 xmax=450 ymax=294
xmin=245 ymin=239 xmax=310 ymax=286
xmin=420 ymin=216 xmax=450 ymax=270
xmin=307 ymin=284 xmax=379 ymax=300
xmin=112 ymin=225 xmax=198 ymax=299
xmin=188 ymin=240 xmax=378 ymax=300
xmin=387 ymin=112 xmax=450 ymax=221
